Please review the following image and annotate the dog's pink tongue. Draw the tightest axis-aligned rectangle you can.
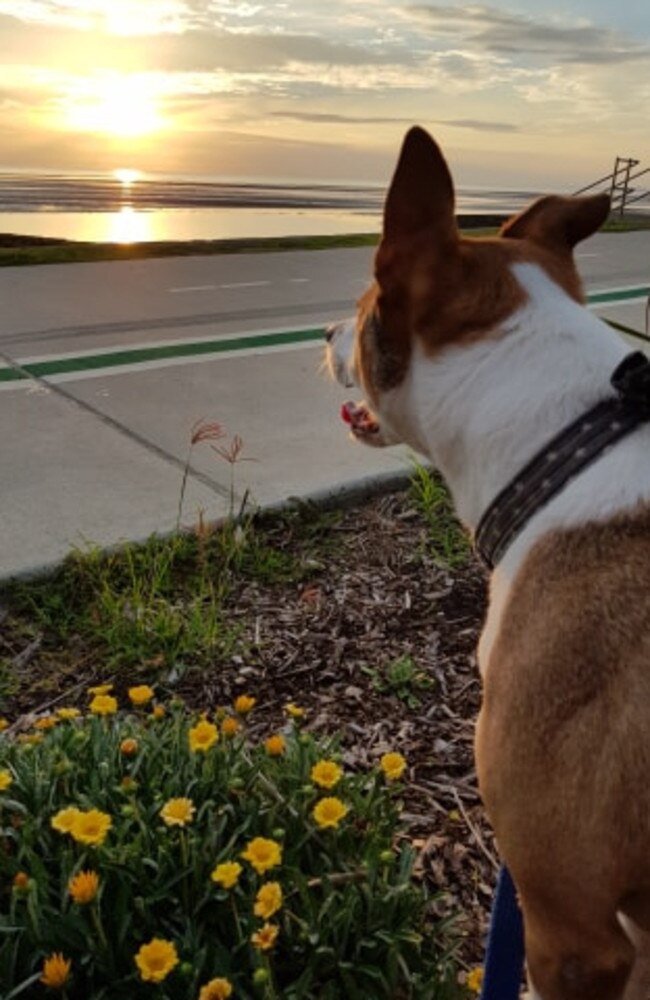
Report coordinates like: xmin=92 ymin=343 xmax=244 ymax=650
xmin=340 ymin=401 xmax=356 ymax=424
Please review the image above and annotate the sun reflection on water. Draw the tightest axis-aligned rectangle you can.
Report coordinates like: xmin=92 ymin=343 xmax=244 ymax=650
xmin=107 ymin=206 xmax=152 ymax=244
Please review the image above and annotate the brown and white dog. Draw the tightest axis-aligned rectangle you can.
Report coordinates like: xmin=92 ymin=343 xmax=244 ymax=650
xmin=326 ymin=127 xmax=650 ymax=1000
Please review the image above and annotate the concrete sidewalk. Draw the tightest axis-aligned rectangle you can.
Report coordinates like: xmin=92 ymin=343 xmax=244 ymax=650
xmin=1 ymin=251 xmax=648 ymax=582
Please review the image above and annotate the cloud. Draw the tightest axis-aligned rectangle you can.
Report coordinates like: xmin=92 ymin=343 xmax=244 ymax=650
xmin=152 ymin=28 xmax=405 ymax=73
xmin=271 ymin=110 xmax=520 ymax=132
xmin=404 ymin=4 xmax=650 ymax=65
xmin=440 ymin=117 xmax=519 ymax=132
xmin=0 ymin=11 xmax=412 ymax=75
xmin=1 ymin=0 xmax=648 ymax=184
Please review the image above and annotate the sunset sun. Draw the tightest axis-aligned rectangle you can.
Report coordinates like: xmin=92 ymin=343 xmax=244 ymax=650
xmin=64 ymin=75 xmax=164 ymax=138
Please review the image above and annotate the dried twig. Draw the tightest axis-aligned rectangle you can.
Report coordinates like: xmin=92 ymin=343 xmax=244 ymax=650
xmin=452 ymin=788 xmax=498 ymax=872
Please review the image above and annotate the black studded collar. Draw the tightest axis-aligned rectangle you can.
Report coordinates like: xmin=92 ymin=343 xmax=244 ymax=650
xmin=474 ymin=352 xmax=650 ymax=569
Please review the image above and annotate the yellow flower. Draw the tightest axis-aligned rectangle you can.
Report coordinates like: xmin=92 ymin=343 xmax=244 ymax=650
xmin=128 ymin=685 xmax=155 ymax=705
xmin=70 ymin=809 xmax=112 ymax=846
xmin=56 ymin=707 xmax=81 ymax=720
xmin=88 ymin=683 xmax=113 ymax=696
xmin=17 ymin=733 xmax=43 ymax=745
xmin=68 ymin=869 xmax=99 ymax=905
xmin=120 ymin=737 xmax=138 ymax=756
xmin=199 ymin=978 xmax=233 ymax=1000
xmin=40 ymin=952 xmax=72 ymax=990
xmin=0 ymin=769 xmax=13 ymax=792
xmin=134 ymin=938 xmax=179 ymax=983
xmin=89 ymin=694 xmax=118 ymax=716
xmin=310 ymin=760 xmax=343 ymax=789
xmin=211 ymin=861 xmax=242 ymax=889
xmin=265 ymin=734 xmax=285 ymax=757
xmin=13 ymin=871 xmax=29 ymax=890
xmin=234 ymin=694 xmax=256 ymax=715
xmin=188 ymin=719 xmax=218 ymax=752
xmin=160 ymin=797 xmax=196 ymax=827
xmin=312 ymin=797 xmax=349 ymax=829
xmin=152 ymin=704 xmax=166 ymax=720
xmin=466 ymin=967 xmax=484 ymax=993
xmin=254 ymin=881 xmax=283 ymax=919
xmin=285 ymin=702 xmax=305 ymax=718
xmin=251 ymin=923 xmax=279 ymax=951
xmin=34 ymin=716 xmax=57 ymax=730
xmin=221 ymin=717 xmax=240 ymax=737
xmin=51 ymin=807 xmax=81 ymax=834
xmin=0 ymin=718 xmax=9 ymax=731
xmin=380 ymin=752 xmax=407 ymax=781
xmin=241 ymin=837 xmax=282 ymax=875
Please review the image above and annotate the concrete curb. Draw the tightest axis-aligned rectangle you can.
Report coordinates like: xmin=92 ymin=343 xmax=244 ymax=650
xmin=0 ymin=468 xmax=417 ymax=587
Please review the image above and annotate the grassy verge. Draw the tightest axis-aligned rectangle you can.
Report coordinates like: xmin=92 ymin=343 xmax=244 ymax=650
xmin=1 ymin=213 xmax=648 ymax=268
xmin=0 ymin=507 xmax=327 ymax=697
xmin=0 ymin=233 xmax=381 ymax=268
xmin=0 ymin=452 xmax=470 ymax=712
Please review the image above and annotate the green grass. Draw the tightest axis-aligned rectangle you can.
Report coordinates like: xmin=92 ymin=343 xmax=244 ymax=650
xmin=409 ymin=464 xmax=472 ymax=569
xmin=0 ymin=498 xmax=349 ymax=702
xmin=601 ymin=214 xmax=650 ymax=232
xmin=0 ymin=233 xmax=380 ymax=268
xmin=0 ymin=462 xmax=468 ymax=701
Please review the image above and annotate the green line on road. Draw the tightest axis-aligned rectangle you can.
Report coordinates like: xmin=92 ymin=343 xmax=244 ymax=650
xmin=0 ymin=325 xmax=324 ymax=384
xmin=588 ymin=286 xmax=650 ymax=304
xmin=1 ymin=284 xmax=648 ymax=385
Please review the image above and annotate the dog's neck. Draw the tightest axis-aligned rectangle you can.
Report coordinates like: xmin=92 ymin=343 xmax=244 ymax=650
xmin=395 ymin=263 xmax=641 ymax=552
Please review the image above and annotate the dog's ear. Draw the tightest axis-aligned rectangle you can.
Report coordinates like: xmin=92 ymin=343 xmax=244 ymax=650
xmin=500 ymin=193 xmax=610 ymax=252
xmin=382 ymin=127 xmax=457 ymax=244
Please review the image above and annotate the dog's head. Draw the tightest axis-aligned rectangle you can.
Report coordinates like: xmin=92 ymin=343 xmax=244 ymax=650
xmin=325 ymin=126 xmax=609 ymax=453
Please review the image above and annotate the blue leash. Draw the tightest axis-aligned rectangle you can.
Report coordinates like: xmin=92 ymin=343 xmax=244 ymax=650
xmin=479 ymin=865 xmax=525 ymax=1000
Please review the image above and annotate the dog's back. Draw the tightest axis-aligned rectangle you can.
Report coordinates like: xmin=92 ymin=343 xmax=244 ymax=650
xmin=477 ymin=509 xmax=650 ymax=999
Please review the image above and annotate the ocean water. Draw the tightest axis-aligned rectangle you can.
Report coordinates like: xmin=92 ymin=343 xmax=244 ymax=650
xmin=0 ymin=172 xmax=540 ymax=243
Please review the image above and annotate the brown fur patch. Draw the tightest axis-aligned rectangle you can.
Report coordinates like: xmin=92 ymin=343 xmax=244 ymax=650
xmin=354 ymin=282 xmax=411 ymax=401
xmin=475 ymin=506 xmax=650 ymax=999
xmin=355 ymin=230 xmax=585 ymax=404
xmin=500 ymin=193 xmax=611 ymax=253
xmin=355 ymin=129 xmax=605 ymax=404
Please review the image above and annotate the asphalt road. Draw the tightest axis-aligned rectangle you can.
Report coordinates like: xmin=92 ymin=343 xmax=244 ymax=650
xmin=0 ymin=233 xmax=648 ymax=580
xmin=0 ymin=230 xmax=648 ymax=357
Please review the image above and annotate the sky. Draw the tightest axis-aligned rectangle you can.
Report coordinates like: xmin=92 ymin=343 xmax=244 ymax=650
xmin=0 ymin=0 xmax=649 ymax=189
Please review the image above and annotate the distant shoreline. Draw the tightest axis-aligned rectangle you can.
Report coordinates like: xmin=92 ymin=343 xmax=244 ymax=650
xmin=1 ymin=214 xmax=648 ymax=268
xmin=0 ymin=216 xmax=502 ymax=267
xmin=0 ymin=213 xmax=507 ymax=247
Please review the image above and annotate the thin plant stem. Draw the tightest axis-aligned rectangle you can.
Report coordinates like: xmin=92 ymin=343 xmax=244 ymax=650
xmin=91 ymin=903 xmax=110 ymax=954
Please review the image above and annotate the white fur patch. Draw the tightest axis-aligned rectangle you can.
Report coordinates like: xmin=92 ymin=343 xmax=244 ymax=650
xmin=330 ymin=261 xmax=650 ymax=678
